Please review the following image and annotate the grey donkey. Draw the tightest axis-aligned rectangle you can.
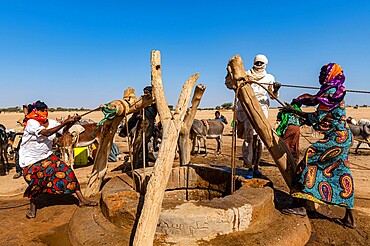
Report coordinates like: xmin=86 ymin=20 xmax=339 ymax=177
xmin=190 ymin=119 xmax=225 ymax=155
xmin=347 ymin=122 xmax=370 ymax=153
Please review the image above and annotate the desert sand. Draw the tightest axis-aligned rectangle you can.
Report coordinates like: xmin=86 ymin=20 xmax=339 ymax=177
xmin=0 ymin=107 xmax=369 ymax=245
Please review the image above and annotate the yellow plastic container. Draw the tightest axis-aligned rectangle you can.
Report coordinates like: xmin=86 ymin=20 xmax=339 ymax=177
xmin=74 ymin=147 xmax=89 ymax=166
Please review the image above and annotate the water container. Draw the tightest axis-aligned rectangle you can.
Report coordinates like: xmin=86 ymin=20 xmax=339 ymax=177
xmin=74 ymin=147 xmax=89 ymax=166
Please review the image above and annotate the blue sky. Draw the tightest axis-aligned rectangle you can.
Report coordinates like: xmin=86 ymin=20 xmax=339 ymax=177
xmin=1 ymin=1 xmax=370 ymax=109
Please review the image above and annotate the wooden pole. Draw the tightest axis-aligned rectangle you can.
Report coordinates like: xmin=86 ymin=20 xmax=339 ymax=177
xmin=226 ymin=54 xmax=296 ymax=189
xmin=84 ymin=92 xmax=154 ymax=197
xmin=230 ymin=87 xmax=240 ymax=194
xmin=132 ymin=50 xmax=199 ymax=246
xmin=178 ymin=84 xmax=206 ymax=166
xmin=142 ymin=109 xmax=146 ymax=174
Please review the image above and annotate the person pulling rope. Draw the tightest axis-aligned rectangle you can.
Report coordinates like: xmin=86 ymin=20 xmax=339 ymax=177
xmin=226 ymin=54 xmax=281 ymax=181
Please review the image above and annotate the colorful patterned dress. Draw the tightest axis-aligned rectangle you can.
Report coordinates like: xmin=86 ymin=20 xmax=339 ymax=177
xmin=23 ymin=155 xmax=80 ymax=202
xmin=292 ymin=90 xmax=354 ymax=208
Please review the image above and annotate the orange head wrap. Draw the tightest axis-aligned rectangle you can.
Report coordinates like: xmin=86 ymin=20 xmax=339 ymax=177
xmin=24 ymin=101 xmax=49 ymax=127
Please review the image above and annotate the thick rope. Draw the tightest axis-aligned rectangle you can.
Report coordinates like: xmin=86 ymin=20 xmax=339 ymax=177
xmin=92 ymin=103 xmax=118 ymax=138
xmin=80 ymin=106 xmax=103 ymax=117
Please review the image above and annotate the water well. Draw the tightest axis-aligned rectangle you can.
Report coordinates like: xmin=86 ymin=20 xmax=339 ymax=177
xmin=99 ymin=164 xmax=270 ymax=244
xmin=69 ymin=164 xmax=312 ymax=246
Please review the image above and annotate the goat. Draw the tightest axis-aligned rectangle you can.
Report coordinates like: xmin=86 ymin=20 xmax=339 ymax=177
xmin=0 ymin=124 xmax=9 ymax=175
xmin=347 ymin=122 xmax=370 ymax=153
xmin=190 ymin=119 xmax=225 ymax=155
xmin=54 ymin=121 xmax=102 ymax=170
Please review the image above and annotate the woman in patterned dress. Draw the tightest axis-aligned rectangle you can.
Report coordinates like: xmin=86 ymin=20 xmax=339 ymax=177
xmin=19 ymin=101 xmax=97 ymax=219
xmin=281 ymin=63 xmax=355 ymax=228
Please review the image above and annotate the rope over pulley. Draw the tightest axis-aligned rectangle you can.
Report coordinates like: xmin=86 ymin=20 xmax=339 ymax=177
xmin=92 ymin=103 xmax=118 ymax=138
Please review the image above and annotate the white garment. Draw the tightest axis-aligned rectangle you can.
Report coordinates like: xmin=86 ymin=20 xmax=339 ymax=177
xmin=236 ymin=73 xmax=275 ymax=123
xmin=19 ymin=119 xmax=63 ymax=168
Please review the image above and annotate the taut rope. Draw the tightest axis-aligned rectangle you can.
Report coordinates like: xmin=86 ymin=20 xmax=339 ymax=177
xmin=230 ymin=86 xmax=241 ymax=194
xmin=124 ymin=111 xmax=136 ymax=191
xmin=258 ymin=82 xmax=370 ymax=94
xmin=247 ymin=80 xmax=315 ymax=143
xmin=80 ymin=106 xmax=104 ymax=117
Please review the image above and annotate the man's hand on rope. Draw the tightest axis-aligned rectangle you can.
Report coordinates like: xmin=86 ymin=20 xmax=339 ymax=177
xmin=272 ymin=82 xmax=281 ymax=98
xmin=273 ymin=82 xmax=282 ymax=92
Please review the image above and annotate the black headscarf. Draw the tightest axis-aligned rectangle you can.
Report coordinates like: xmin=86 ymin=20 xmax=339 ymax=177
xmin=27 ymin=100 xmax=48 ymax=114
xmin=143 ymin=86 xmax=152 ymax=93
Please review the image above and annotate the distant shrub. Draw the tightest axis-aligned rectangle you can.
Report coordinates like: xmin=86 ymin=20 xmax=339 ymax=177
xmin=221 ymin=102 xmax=233 ymax=110
xmin=0 ymin=106 xmax=91 ymax=113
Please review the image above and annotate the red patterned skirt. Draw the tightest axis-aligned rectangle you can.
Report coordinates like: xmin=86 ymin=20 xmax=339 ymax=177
xmin=23 ymin=154 xmax=80 ymax=202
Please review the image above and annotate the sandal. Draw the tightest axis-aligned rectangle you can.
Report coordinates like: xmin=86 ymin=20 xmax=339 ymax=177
xmin=280 ymin=207 xmax=307 ymax=217
xmin=332 ymin=218 xmax=356 ymax=229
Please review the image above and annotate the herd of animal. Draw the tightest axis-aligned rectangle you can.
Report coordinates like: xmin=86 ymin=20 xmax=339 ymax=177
xmin=0 ymin=115 xmax=369 ymax=176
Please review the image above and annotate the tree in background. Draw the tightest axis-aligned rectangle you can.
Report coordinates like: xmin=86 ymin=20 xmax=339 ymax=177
xmin=221 ymin=102 xmax=233 ymax=110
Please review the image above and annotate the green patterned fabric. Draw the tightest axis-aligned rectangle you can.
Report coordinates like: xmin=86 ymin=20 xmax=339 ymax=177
xmin=276 ymin=103 xmax=301 ymax=136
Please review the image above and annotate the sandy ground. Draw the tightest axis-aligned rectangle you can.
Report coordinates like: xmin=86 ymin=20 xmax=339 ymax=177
xmin=0 ymin=108 xmax=370 ymax=245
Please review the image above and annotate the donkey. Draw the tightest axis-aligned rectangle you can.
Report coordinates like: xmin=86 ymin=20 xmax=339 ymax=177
xmin=55 ymin=121 xmax=102 ymax=169
xmin=190 ymin=119 xmax=225 ymax=155
xmin=0 ymin=124 xmax=9 ymax=175
xmin=348 ymin=122 xmax=370 ymax=153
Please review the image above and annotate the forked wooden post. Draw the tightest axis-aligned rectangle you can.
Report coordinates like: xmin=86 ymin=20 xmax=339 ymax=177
xmin=132 ymin=50 xmax=199 ymax=245
xmin=227 ymin=54 xmax=296 ymax=189
xmin=178 ymin=84 xmax=206 ymax=166
xmin=84 ymin=92 xmax=154 ymax=197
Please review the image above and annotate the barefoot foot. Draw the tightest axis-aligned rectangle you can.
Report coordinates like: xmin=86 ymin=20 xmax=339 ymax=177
xmin=26 ymin=203 xmax=36 ymax=219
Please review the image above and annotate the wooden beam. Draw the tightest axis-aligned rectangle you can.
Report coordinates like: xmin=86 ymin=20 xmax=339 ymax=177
xmin=178 ymin=84 xmax=206 ymax=166
xmin=227 ymin=54 xmax=296 ymax=189
xmin=84 ymin=90 xmax=154 ymax=197
xmin=132 ymin=50 xmax=199 ymax=246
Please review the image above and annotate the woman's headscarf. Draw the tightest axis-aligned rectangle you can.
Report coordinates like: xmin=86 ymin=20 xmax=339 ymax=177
xmin=295 ymin=63 xmax=346 ymax=110
xmin=143 ymin=86 xmax=152 ymax=93
xmin=24 ymin=100 xmax=49 ymax=127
